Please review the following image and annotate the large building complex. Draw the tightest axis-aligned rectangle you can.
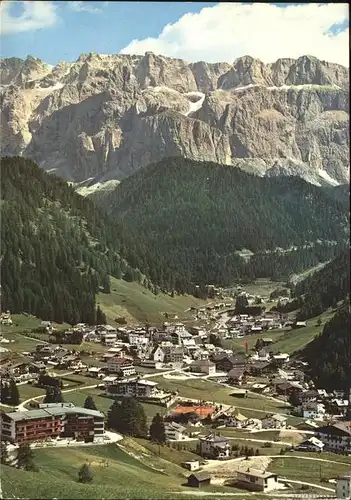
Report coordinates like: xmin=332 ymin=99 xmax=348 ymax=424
xmin=0 ymin=403 xmax=105 ymax=444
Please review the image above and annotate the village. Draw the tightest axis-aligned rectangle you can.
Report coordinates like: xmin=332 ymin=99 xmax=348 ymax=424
xmin=1 ymin=289 xmax=350 ymax=497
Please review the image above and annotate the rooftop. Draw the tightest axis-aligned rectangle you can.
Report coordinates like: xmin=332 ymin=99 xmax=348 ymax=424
xmin=3 ymin=405 xmax=104 ymax=422
xmin=238 ymin=468 xmax=277 ymax=480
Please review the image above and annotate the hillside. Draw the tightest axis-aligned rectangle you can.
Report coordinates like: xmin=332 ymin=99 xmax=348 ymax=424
xmin=1 ymin=53 xmax=349 ymax=187
xmin=293 ymin=250 xmax=350 ymax=320
xmin=96 ymin=157 xmax=349 ymax=293
xmin=97 ymin=276 xmax=209 ymax=325
xmin=301 ymin=304 xmax=351 ymax=389
xmin=0 ymin=157 xmax=151 ymax=324
xmin=0 ymin=443 xmax=189 ymax=499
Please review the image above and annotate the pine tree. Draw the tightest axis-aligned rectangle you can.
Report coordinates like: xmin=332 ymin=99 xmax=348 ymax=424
xmin=1 ymin=441 xmax=9 ymax=465
xmin=44 ymin=386 xmax=64 ymax=404
xmin=102 ymin=275 xmax=111 ymax=294
xmin=149 ymin=413 xmax=166 ymax=444
xmin=96 ymin=306 xmax=107 ymax=325
xmin=8 ymin=379 xmax=20 ymax=406
xmin=84 ymin=396 xmax=97 ymax=411
xmin=1 ymin=382 xmax=10 ymax=403
xmin=78 ymin=463 xmax=93 ymax=483
xmin=108 ymin=398 xmax=147 ymax=437
xmin=17 ymin=442 xmax=37 ymax=471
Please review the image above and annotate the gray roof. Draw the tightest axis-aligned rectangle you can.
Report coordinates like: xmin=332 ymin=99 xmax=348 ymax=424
xmin=188 ymin=471 xmax=211 ymax=481
xmin=238 ymin=469 xmax=277 ymax=480
xmin=3 ymin=405 xmax=104 ymax=422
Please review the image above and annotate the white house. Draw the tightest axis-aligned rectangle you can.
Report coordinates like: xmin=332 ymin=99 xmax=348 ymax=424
xmin=107 ymin=357 xmax=136 ymax=377
xmin=300 ymin=402 xmax=326 ymax=420
xmin=165 ymin=422 xmax=188 ymax=441
xmin=336 ymin=471 xmax=351 ymax=499
xmin=103 ymin=333 xmax=117 ymax=346
xmin=236 ymin=469 xmax=280 ymax=493
xmin=152 ymin=346 xmax=166 ymax=363
xmin=295 ymin=436 xmax=324 ymax=452
xmin=199 ymin=434 xmax=231 ymax=459
xmin=189 ymin=359 xmax=216 ymax=376
xmin=262 ymin=414 xmax=287 ymax=429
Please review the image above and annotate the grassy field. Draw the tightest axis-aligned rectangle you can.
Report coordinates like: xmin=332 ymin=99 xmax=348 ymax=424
xmin=269 ymin=455 xmax=351 ymax=485
xmin=1 ymin=443 xmax=188 ymax=499
xmin=153 ymin=376 xmax=287 ymax=415
xmin=237 ymin=279 xmax=284 ymax=298
xmin=224 ymin=308 xmax=335 ymax=355
xmin=97 ymin=276 xmax=208 ymax=325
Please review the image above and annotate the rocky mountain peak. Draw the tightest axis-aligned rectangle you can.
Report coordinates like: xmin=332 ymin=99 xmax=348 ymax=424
xmin=0 ymin=52 xmax=349 ymax=187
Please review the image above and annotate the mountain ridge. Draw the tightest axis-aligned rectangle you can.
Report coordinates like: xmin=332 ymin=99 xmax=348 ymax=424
xmin=1 ymin=52 xmax=349 ymax=187
xmin=95 ymin=157 xmax=349 ymax=293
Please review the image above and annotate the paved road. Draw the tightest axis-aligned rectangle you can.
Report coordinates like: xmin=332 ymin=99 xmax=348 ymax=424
xmin=17 ymin=383 xmax=98 ymax=411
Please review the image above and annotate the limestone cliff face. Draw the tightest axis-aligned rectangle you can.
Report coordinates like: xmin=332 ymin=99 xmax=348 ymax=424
xmin=0 ymin=53 xmax=349 ymax=186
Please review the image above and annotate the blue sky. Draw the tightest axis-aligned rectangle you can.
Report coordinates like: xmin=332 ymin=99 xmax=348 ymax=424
xmin=0 ymin=2 xmax=349 ymax=66
xmin=1 ymin=2 xmax=217 ymax=63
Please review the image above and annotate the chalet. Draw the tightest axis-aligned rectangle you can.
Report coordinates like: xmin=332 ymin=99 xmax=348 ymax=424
xmin=299 ymin=402 xmax=326 ymax=420
xmin=164 ymin=421 xmax=188 ymax=441
xmin=87 ymin=367 xmax=103 ymax=377
xmin=249 ymin=361 xmax=272 ymax=376
xmin=212 ymin=354 xmax=247 ymax=373
xmin=227 ymin=367 xmax=247 ymax=386
xmin=316 ymin=422 xmax=351 ymax=453
xmin=236 ymin=469 xmax=279 ymax=492
xmin=272 ymin=353 xmax=290 ymax=364
xmin=261 ymin=338 xmax=273 ymax=347
xmin=300 ymin=389 xmax=319 ymax=403
xmin=199 ymin=434 xmax=231 ymax=459
xmin=189 ymin=359 xmax=216 ymax=376
xmin=275 ymin=382 xmax=302 ymax=398
xmin=262 ymin=414 xmax=287 ymax=429
xmin=107 ymin=357 xmax=136 ymax=377
xmin=187 ymin=471 xmax=211 ymax=488
xmin=216 ymin=411 xmax=248 ymax=428
xmin=295 ymin=436 xmax=324 ymax=452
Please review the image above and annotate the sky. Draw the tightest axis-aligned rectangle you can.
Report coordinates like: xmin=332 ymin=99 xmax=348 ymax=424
xmin=0 ymin=1 xmax=349 ymax=66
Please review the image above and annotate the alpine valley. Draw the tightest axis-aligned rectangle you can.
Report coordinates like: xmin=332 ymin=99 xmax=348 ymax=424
xmin=1 ymin=47 xmax=351 ymax=500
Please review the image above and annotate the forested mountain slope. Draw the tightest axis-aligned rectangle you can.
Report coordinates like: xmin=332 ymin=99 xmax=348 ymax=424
xmin=293 ymin=249 xmax=350 ymax=320
xmin=97 ymin=157 xmax=349 ymax=292
xmin=301 ymin=304 xmax=351 ymax=389
xmin=0 ymin=157 xmax=150 ymax=324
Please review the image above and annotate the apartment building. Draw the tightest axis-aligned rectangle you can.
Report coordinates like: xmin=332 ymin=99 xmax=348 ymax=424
xmin=316 ymin=422 xmax=351 ymax=453
xmin=0 ymin=404 xmax=105 ymax=444
xmin=107 ymin=357 xmax=136 ymax=376
xmin=106 ymin=378 xmax=173 ymax=405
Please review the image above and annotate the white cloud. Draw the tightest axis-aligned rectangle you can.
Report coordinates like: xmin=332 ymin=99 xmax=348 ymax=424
xmin=69 ymin=1 xmax=103 ymax=14
xmin=0 ymin=1 xmax=59 ymax=35
xmin=120 ymin=3 xmax=349 ymax=66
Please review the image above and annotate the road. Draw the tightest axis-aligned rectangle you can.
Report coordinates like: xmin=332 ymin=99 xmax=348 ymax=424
xmin=17 ymin=383 xmax=98 ymax=411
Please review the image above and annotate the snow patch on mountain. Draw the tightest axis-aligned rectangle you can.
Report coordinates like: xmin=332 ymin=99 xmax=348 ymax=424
xmin=318 ymin=169 xmax=339 ymax=186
